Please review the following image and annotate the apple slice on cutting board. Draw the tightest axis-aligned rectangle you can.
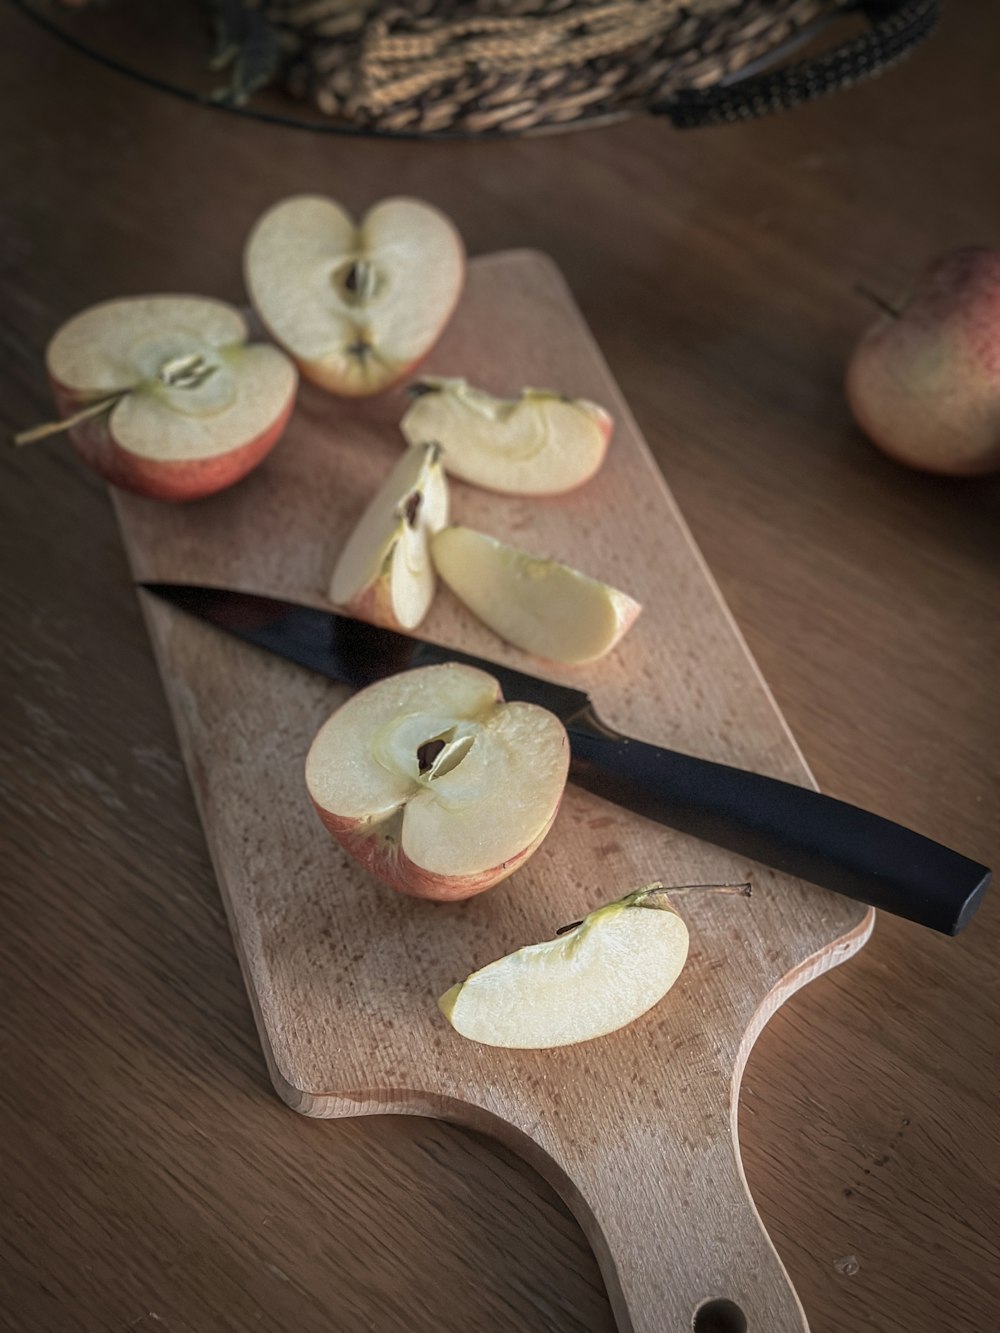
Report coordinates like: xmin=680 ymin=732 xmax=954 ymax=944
xmin=244 ymin=195 xmax=465 ymax=396
xmin=329 ymin=441 xmax=448 ymax=631
xmin=21 ymin=296 xmax=297 ymax=501
xmin=440 ymin=882 xmax=750 ymax=1048
xmin=432 ymin=525 xmax=641 ymax=664
xmin=400 ymin=377 xmax=613 ymax=494
xmin=305 ymin=663 xmax=570 ymax=901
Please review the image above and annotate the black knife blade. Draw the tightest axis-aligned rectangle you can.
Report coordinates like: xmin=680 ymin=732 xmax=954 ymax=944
xmin=140 ymin=582 xmax=991 ymax=936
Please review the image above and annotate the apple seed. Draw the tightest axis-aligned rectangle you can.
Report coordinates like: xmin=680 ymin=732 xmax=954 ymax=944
xmin=403 ymin=491 xmax=422 ymax=527
xmin=416 ymin=738 xmax=446 ymax=773
xmin=157 ymin=352 xmax=219 ymax=390
xmin=338 ymin=259 xmax=380 ymax=305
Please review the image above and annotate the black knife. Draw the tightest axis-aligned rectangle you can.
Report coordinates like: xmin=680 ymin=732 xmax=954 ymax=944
xmin=140 ymin=582 xmax=990 ymax=936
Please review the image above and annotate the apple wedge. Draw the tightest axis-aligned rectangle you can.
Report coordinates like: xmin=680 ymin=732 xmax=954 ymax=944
xmin=441 ymin=882 xmax=749 ymax=1048
xmin=400 ymin=377 xmax=613 ymax=495
xmin=244 ymin=195 xmax=465 ymax=397
xmin=329 ymin=441 xmax=448 ymax=631
xmin=305 ymin=663 xmax=569 ymax=901
xmin=18 ymin=296 xmax=297 ymax=501
xmin=431 ymin=526 xmax=641 ymax=664
xmin=439 ymin=884 xmax=696 ymax=1048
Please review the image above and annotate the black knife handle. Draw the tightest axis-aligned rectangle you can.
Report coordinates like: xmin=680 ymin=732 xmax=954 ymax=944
xmin=566 ymin=711 xmax=990 ymax=935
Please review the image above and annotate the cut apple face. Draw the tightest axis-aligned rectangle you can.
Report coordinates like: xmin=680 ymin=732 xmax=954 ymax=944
xmin=27 ymin=295 xmax=298 ymax=501
xmin=244 ymin=195 xmax=465 ymax=396
xmin=400 ymin=377 xmax=613 ymax=495
xmin=329 ymin=441 xmax=448 ymax=631
xmin=439 ymin=885 xmax=692 ymax=1048
xmin=305 ymin=663 xmax=570 ymax=901
xmin=431 ymin=526 xmax=641 ymax=664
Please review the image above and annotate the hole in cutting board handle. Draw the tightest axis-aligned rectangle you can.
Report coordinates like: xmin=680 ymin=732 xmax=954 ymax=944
xmin=692 ymin=1297 xmax=748 ymax=1332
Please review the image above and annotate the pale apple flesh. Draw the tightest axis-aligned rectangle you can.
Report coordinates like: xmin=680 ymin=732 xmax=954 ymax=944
xmin=431 ymin=525 xmax=641 ymax=665
xmin=42 ymin=296 xmax=298 ymax=500
xmin=329 ymin=441 xmax=449 ymax=631
xmin=400 ymin=377 xmax=613 ymax=495
xmin=244 ymin=195 xmax=465 ymax=396
xmin=439 ymin=885 xmax=691 ymax=1048
xmin=846 ymin=247 xmax=1000 ymax=476
xmin=305 ymin=663 xmax=570 ymax=901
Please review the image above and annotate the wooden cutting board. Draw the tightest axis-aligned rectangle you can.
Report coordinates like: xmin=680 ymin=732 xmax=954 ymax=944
xmin=114 ymin=250 xmax=872 ymax=1333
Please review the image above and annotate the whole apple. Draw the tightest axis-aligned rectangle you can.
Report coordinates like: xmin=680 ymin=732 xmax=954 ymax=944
xmin=846 ymin=247 xmax=1000 ymax=476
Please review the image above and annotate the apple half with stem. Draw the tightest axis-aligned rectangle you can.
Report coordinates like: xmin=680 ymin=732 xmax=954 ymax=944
xmin=440 ymin=882 xmax=750 ymax=1048
xmin=14 ymin=296 xmax=298 ymax=502
xmin=400 ymin=377 xmax=613 ymax=495
xmin=329 ymin=441 xmax=448 ymax=631
xmin=244 ymin=195 xmax=465 ymax=397
xmin=431 ymin=525 xmax=641 ymax=664
xmin=305 ymin=663 xmax=570 ymax=901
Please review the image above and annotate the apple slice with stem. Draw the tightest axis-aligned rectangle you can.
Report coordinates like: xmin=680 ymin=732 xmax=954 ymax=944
xmin=305 ymin=663 xmax=570 ymax=901
xmin=14 ymin=296 xmax=298 ymax=502
xmin=400 ymin=377 xmax=613 ymax=495
xmin=439 ymin=882 xmax=751 ymax=1048
xmin=244 ymin=194 xmax=465 ymax=397
xmin=329 ymin=441 xmax=448 ymax=631
xmin=431 ymin=525 xmax=641 ymax=664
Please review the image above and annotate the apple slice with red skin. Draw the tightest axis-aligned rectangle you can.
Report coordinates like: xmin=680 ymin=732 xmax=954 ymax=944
xmin=400 ymin=377 xmax=613 ymax=495
xmin=305 ymin=663 xmax=570 ymax=901
xmin=244 ymin=195 xmax=465 ymax=397
xmin=25 ymin=295 xmax=297 ymax=501
xmin=328 ymin=442 xmax=449 ymax=631
xmin=432 ymin=526 xmax=642 ymax=665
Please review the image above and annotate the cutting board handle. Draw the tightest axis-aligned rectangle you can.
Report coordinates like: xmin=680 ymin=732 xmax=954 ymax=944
xmin=481 ymin=1066 xmax=807 ymax=1333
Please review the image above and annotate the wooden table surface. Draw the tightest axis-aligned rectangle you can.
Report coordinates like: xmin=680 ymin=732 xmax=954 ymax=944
xmin=2 ymin=6 xmax=998 ymax=1332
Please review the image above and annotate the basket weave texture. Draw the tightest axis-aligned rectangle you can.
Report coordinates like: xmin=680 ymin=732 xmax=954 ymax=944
xmin=265 ymin=0 xmax=841 ymax=135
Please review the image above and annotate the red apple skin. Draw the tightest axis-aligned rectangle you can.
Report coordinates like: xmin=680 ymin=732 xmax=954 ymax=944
xmin=334 ymin=574 xmax=399 ymax=632
xmin=311 ymin=798 xmax=563 ymax=902
xmin=846 ymin=247 xmax=1000 ymax=477
xmin=51 ymin=380 xmax=295 ymax=502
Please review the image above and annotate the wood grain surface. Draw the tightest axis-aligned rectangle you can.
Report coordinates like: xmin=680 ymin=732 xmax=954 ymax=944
xmin=116 ymin=247 xmax=872 ymax=1332
xmin=1 ymin=5 xmax=998 ymax=1333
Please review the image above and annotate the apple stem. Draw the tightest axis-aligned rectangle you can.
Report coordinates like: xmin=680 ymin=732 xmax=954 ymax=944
xmin=640 ymin=881 xmax=752 ymax=907
xmin=555 ymin=881 xmax=752 ymax=935
xmin=854 ymin=282 xmax=901 ymax=320
xmin=12 ymin=393 xmax=123 ymax=447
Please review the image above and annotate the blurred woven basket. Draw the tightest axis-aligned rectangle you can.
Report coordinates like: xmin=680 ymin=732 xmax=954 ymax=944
xmin=209 ymin=0 xmax=940 ymax=136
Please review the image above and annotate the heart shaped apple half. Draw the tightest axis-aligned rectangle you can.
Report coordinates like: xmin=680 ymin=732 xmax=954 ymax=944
xmin=244 ymin=195 xmax=465 ymax=396
xmin=401 ymin=377 xmax=613 ymax=495
xmin=305 ymin=663 xmax=569 ymax=901
xmin=18 ymin=295 xmax=298 ymax=501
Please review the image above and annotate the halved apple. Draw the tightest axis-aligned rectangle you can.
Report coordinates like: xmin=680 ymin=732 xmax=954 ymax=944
xmin=19 ymin=296 xmax=297 ymax=501
xmin=439 ymin=884 xmax=693 ymax=1048
xmin=329 ymin=442 xmax=448 ymax=631
xmin=244 ymin=195 xmax=465 ymax=396
xmin=305 ymin=663 xmax=570 ymax=901
xmin=431 ymin=526 xmax=641 ymax=664
xmin=400 ymin=377 xmax=613 ymax=495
